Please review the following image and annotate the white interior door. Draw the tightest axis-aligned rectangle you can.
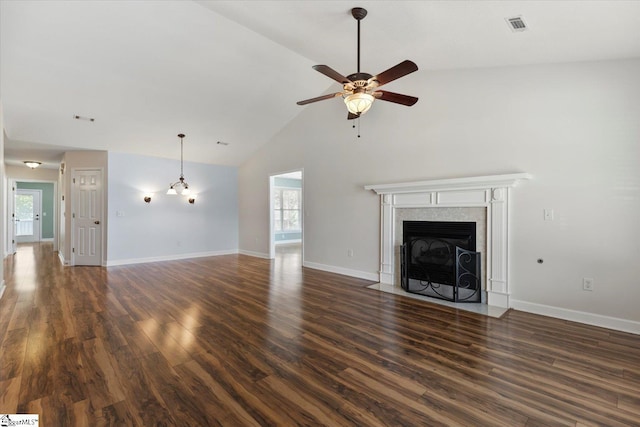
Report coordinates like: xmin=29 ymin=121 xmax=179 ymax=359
xmin=73 ymin=169 xmax=102 ymax=266
xmin=15 ymin=189 xmax=42 ymax=243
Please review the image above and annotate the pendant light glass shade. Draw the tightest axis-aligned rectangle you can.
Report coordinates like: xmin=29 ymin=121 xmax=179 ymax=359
xmin=344 ymin=92 xmax=374 ymax=115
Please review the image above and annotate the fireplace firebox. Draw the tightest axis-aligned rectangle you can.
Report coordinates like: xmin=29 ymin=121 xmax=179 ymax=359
xmin=401 ymin=221 xmax=482 ymax=303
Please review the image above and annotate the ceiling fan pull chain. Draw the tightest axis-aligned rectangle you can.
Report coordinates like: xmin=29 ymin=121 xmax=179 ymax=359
xmin=352 ymin=117 xmax=361 ymax=138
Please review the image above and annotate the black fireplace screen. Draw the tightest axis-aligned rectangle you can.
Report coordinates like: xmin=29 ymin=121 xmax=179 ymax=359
xmin=401 ymin=221 xmax=481 ymax=303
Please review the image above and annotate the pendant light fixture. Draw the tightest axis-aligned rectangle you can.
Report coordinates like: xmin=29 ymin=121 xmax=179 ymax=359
xmin=167 ymin=133 xmax=191 ymax=196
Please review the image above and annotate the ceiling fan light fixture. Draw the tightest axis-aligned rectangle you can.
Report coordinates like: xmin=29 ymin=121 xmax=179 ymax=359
xmin=344 ymin=92 xmax=374 ymax=115
xmin=297 ymin=7 xmax=418 ymax=121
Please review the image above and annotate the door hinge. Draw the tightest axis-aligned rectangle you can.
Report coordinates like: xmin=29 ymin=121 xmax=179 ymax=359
xmin=12 ymin=240 xmax=15 ymax=244
xmin=73 ymin=178 xmax=76 ymax=184
xmin=72 ymin=213 xmax=75 ymax=218
xmin=72 ymin=248 xmax=75 ymax=253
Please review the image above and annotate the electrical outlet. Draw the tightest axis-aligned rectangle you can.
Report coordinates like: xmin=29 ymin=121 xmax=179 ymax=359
xmin=347 ymin=249 xmax=354 ymax=257
xmin=544 ymin=208 xmax=554 ymax=221
xmin=583 ymin=277 xmax=594 ymax=291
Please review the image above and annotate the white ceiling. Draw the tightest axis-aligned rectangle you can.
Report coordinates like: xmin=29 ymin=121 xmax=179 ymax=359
xmin=2 ymin=0 xmax=640 ymax=169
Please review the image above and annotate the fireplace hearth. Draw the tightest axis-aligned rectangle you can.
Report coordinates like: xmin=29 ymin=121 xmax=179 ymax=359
xmin=401 ymin=221 xmax=482 ymax=303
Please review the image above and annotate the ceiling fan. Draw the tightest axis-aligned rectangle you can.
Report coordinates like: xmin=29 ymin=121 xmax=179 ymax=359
xmin=297 ymin=7 xmax=419 ymax=120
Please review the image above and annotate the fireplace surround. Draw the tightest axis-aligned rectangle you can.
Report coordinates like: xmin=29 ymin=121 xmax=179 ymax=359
xmin=365 ymin=173 xmax=531 ymax=308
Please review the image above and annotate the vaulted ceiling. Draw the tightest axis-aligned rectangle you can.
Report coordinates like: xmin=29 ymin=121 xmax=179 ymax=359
xmin=2 ymin=1 xmax=640 ymax=169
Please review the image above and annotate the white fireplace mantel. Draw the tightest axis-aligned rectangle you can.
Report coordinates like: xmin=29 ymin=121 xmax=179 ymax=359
xmin=364 ymin=173 xmax=531 ymax=308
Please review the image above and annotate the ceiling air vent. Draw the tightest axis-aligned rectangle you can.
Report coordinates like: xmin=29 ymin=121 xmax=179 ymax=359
xmin=506 ymin=16 xmax=528 ymax=32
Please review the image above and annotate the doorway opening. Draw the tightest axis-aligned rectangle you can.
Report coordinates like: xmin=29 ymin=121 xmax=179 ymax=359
xmin=269 ymin=170 xmax=303 ymax=263
xmin=8 ymin=180 xmax=58 ymax=256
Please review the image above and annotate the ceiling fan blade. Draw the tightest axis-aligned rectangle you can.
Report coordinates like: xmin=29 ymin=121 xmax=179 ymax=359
xmin=371 ymin=60 xmax=418 ymax=87
xmin=374 ymin=90 xmax=418 ymax=106
xmin=347 ymin=112 xmax=360 ymax=120
xmin=313 ymin=65 xmax=352 ymax=84
xmin=297 ymin=92 xmax=343 ymax=106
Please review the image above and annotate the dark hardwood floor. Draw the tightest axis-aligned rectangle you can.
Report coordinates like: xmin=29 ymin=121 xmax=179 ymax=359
xmin=1 ymin=242 xmax=639 ymax=426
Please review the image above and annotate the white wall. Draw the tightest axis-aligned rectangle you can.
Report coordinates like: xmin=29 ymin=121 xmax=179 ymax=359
xmin=239 ymin=58 xmax=640 ymax=328
xmin=0 ymin=105 xmax=5 ymax=297
xmin=107 ymin=152 xmax=238 ymax=264
xmin=5 ymin=165 xmax=58 ymax=181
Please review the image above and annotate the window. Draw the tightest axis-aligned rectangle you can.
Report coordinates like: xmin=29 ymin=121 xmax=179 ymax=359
xmin=15 ymin=193 xmax=35 ymax=236
xmin=273 ymin=188 xmax=301 ymax=231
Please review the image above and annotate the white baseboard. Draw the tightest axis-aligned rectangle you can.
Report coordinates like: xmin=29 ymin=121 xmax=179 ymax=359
xmin=487 ymin=291 xmax=509 ymax=308
xmin=40 ymin=238 xmax=54 ymax=242
xmin=302 ymin=261 xmax=379 ymax=282
xmin=510 ymin=299 xmax=640 ymax=335
xmin=0 ymin=280 xmax=5 ymax=300
xmin=106 ymin=249 xmax=238 ymax=267
xmin=275 ymin=239 xmax=302 ymax=245
xmin=58 ymin=252 xmax=68 ymax=266
xmin=238 ymin=249 xmax=271 ymax=259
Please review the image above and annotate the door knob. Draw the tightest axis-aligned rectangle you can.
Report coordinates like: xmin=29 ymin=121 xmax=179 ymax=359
xmin=94 ymin=220 xmax=100 ymax=225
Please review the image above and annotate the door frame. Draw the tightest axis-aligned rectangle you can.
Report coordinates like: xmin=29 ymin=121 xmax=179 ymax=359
xmin=70 ymin=168 xmax=105 ymax=267
xmin=269 ymin=169 xmax=304 ymax=260
xmin=7 ymin=179 xmax=16 ymax=255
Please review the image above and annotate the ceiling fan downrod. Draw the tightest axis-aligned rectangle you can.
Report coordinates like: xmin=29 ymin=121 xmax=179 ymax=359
xmin=352 ymin=7 xmax=367 ymax=74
